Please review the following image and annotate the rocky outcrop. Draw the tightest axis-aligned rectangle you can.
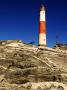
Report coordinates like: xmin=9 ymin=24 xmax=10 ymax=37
xmin=0 ymin=40 xmax=67 ymax=90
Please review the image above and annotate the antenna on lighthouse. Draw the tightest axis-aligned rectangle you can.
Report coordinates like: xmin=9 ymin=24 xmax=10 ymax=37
xmin=56 ymin=35 xmax=59 ymax=45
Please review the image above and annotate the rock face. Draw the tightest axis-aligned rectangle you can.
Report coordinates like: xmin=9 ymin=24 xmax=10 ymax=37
xmin=0 ymin=40 xmax=67 ymax=90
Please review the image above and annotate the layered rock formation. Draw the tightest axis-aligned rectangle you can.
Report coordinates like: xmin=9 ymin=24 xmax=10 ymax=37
xmin=0 ymin=40 xmax=67 ymax=90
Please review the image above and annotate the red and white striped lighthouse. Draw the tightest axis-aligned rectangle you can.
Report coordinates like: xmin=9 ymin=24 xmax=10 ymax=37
xmin=38 ymin=5 xmax=46 ymax=46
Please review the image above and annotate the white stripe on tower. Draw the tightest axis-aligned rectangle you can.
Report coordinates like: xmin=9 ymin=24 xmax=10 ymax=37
xmin=38 ymin=5 xmax=46 ymax=46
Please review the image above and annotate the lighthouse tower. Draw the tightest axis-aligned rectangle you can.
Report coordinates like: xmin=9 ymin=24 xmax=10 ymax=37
xmin=38 ymin=5 xmax=46 ymax=46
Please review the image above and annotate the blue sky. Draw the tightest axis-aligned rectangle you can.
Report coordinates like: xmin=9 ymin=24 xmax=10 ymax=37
xmin=0 ymin=0 xmax=67 ymax=47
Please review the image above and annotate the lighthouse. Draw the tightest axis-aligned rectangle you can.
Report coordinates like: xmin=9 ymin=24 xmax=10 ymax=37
xmin=38 ymin=5 xmax=46 ymax=46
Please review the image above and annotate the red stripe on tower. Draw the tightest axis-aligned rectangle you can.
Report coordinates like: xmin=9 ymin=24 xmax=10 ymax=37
xmin=38 ymin=5 xmax=46 ymax=46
